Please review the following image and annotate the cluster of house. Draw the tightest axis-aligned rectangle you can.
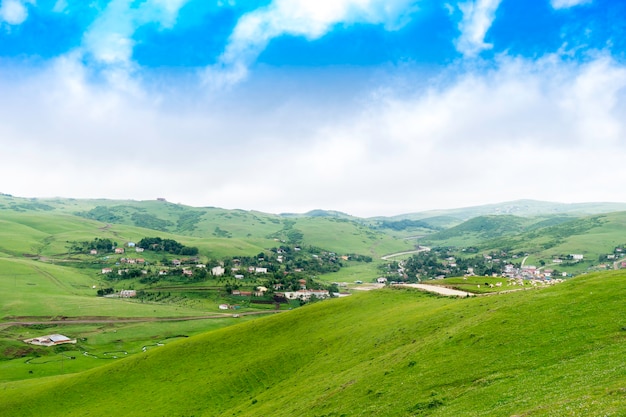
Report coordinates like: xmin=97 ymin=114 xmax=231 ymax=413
xmin=226 ymin=279 xmax=346 ymax=302
xmin=210 ymin=264 xmax=268 ymax=277
xmin=90 ymin=242 xmax=145 ymax=256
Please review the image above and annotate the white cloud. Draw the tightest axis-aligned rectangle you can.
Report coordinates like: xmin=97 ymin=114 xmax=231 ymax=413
xmin=1 ymin=52 xmax=625 ymax=216
xmin=52 ymin=0 xmax=67 ymax=13
xmin=0 ymin=0 xmax=33 ymax=25
xmin=206 ymin=0 xmax=418 ymax=87
xmin=456 ymin=0 xmax=502 ymax=57
xmin=551 ymin=0 xmax=592 ymax=10
xmin=82 ymin=0 xmax=189 ymax=66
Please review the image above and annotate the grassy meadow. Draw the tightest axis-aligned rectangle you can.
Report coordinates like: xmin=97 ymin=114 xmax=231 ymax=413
xmin=2 ymin=271 xmax=626 ymax=416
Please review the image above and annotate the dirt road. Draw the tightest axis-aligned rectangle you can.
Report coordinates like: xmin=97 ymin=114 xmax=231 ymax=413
xmin=394 ymin=283 xmax=474 ymax=297
xmin=0 ymin=310 xmax=283 ymax=328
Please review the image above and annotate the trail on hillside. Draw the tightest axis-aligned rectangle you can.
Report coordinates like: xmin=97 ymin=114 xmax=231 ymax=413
xmin=0 ymin=310 xmax=283 ymax=328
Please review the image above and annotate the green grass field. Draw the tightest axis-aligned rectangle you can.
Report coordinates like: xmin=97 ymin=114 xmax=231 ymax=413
xmin=3 ymin=271 xmax=626 ymax=416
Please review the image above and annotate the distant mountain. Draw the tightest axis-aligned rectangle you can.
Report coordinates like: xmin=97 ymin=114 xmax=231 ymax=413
xmin=280 ymin=209 xmax=355 ymax=219
xmin=383 ymin=199 xmax=626 ymax=222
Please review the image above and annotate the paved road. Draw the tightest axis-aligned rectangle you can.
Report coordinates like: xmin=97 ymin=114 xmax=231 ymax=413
xmin=381 ymin=246 xmax=430 ymax=260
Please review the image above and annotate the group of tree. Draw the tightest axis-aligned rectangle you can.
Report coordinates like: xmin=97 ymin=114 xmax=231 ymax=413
xmin=96 ymin=287 xmax=114 ymax=296
xmin=137 ymin=237 xmax=198 ymax=256
xmin=69 ymin=237 xmax=116 ymax=254
xmin=400 ymin=250 xmax=514 ymax=281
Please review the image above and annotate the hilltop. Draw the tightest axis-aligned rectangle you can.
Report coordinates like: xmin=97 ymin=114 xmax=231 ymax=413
xmin=2 ymin=271 xmax=626 ymax=416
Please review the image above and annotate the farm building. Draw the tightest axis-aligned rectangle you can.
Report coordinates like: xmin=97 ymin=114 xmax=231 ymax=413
xmin=119 ymin=289 xmax=137 ymax=298
xmin=24 ymin=334 xmax=77 ymax=347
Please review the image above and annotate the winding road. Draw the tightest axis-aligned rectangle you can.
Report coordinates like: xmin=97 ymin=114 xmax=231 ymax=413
xmin=381 ymin=246 xmax=430 ymax=260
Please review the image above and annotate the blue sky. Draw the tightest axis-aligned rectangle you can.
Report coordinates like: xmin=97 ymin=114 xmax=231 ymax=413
xmin=1 ymin=0 xmax=625 ymax=216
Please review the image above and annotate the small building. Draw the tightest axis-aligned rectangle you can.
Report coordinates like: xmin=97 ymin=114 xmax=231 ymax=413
xmin=255 ymin=267 xmax=268 ymax=274
xmin=377 ymin=277 xmax=388 ymax=284
xmin=135 ymin=247 xmax=145 ymax=253
xmin=101 ymin=268 xmax=112 ymax=274
xmin=119 ymin=289 xmax=137 ymax=298
xmin=90 ymin=249 xmax=98 ymax=255
xmin=571 ymin=254 xmax=584 ymax=261
xmin=115 ymin=248 xmax=124 ymax=254
xmin=172 ymin=259 xmax=181 ymax=266
xmin=127 ymin=242 xmax=136 ymax=248
xmin=24 ymin=334 xmax=77 ymax=347
xmin=212 ymin=266 xmax=225 ymax=277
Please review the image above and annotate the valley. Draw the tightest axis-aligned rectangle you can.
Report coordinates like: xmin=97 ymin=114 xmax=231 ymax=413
xmin=2 ymin=195 xmax=626 ymax=415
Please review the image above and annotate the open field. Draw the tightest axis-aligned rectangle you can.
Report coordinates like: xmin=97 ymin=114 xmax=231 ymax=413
xmin=0 ymin=318 xmax=250 ymax=383
xmin=3 ymin=271 xmax=626 ymax=416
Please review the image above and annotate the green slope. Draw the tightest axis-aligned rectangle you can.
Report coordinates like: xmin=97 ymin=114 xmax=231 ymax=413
xmin=479 ymin=211 xmax=626 ymax=265
xmin=0 ymin=195 xmax=412 ymax=258
xmin=388 ymin=199 xmax=626 ymax=221
xmin=3 ymin=271 xmax=626 ymax=416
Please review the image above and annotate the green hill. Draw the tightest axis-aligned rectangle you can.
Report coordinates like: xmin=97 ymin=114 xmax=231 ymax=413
xmin=420 ymin=214 xmax=576 ymax=247
xmin=387 ymin=199 xmax=626 ymax=222
xmin=0 ymin=195 xmax=412 ymax=258
xmin=3 ymin=271 xmax=626 ymax=416
xmin=481 ymin=211 xmax=626 ymax=268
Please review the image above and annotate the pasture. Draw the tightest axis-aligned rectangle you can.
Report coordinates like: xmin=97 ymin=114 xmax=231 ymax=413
xmin=3 ymin=271 xmax=626 ymax=416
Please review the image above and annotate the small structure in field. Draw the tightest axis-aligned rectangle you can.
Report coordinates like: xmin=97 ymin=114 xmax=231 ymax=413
xmin=24 ymin=334 xmax=77 ymax=347
xmin=119 ymin=289 xmax=137 ymax=298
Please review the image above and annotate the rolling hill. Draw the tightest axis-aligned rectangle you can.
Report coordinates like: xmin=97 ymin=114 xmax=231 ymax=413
xmin=0 ymin=195 xmax=413 ymax=258
xmin=2 ymin=271 xmax=626 ymax=416
xmin=399 ymin=199 xmax=626 ymax=220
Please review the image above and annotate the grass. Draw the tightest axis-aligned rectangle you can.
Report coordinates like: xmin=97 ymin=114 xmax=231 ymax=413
xmin=0 ymin=257 xmax=223 ymax=319
xmin=3 ymin=271 xmax=626 ymax=416
xmin=0 ymin=318 xmax=246 ymax=383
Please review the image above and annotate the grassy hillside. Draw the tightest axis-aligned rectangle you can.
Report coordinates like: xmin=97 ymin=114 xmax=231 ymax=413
xmin=3 ymin=271 xmax=626 ymax=416
xmin=389 ymin=199 xmax=626 ymax=221
xmin=477 ymin=211 xmax=626 ymax=269
xmin=0 ymin=195 xmax=412 ymax=259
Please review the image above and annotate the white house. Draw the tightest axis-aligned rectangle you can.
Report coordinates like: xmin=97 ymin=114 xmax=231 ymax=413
xmin=211 ymin=266 xmax=225 ymax=276
xmin=119 ymin=289 xmax=137 ymax=298
xmin=571 ymin=254 xmax=584 ymax=261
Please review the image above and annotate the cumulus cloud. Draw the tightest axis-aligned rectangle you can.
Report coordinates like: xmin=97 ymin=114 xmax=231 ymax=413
xmin=205 ymin=0 xmax=418 ymax=87
xmin=551 ymin=0 xmax=593 ymax=10
xmin=1 ymin=52 xmax=625 ymax=216
xmin=456 ymin=0 xmax=502 ymax=57
xmin=0 ymin=0 xmax=33 ymax=25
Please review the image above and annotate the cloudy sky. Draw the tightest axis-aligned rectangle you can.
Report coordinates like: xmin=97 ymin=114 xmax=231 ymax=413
xmin=1 ymin=0 xmax=625 ymax=217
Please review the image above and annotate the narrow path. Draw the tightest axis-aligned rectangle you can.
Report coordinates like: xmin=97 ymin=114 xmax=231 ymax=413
xmin=521 ymin=255 xmax=529 ymax=267
xmin=0 ymin=310 xmax=283 ymax=328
